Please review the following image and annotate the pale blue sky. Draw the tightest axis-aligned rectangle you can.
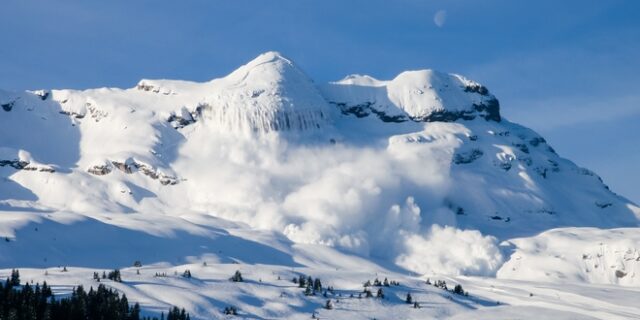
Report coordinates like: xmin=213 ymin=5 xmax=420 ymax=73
xmin=1 ymin=0 xmax=638 ymax=202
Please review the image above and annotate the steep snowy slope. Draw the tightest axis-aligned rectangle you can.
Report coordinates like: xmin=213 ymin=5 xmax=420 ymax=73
xmin=1 ymin=51 xmax=639 ymax=295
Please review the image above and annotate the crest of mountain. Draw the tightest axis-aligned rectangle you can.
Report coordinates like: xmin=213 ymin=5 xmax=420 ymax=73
xmin=320 ymin=70 xmax=500 ymax=123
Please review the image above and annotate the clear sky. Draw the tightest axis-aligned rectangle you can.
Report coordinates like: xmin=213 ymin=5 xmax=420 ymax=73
xmin=1 ymin=0 xmax=639 ymax=203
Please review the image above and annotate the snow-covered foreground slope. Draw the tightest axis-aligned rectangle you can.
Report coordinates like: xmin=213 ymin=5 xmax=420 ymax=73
xmin=1 ymin=217 xmax=639 ymax=319
xmin=5 ymin=267 xmax=640 ymax=320
xmin=1 ymin=212 xmax=639 ymax=319
xmin=1 ymin=51 xmax=639 ymax=318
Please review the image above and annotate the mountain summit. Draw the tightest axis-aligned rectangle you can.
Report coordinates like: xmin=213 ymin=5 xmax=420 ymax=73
xmin=202 ymin=51 xmax=332 ymax=135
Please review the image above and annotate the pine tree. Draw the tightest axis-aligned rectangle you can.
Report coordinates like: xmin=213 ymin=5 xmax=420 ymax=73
xmin=383 ymin=278 xmax=389 ymax=287
xmin=108 ymin=269 xmax=122 ymax=282
xmin=405 ymin=293 xmax=413 ymax=304
xmin=10 ymin=269 xmax=20 ymax=286
xmin=130 ymin=303 xmax=141 ymax=320
xmin=324 ymin=299 xmax=333 ymax=310
xmin=313 ymin=278 xmax=322 ymax=292
xmin=364 ymin=289 xmax=373 ymax=298
xmin=298 ymin=275 xmax=306 ymax=288
xmin=230 ymin=270 xmax=243 ymax=282
xmin=223 ymin=306 xmax=238 ymax=315
xmin=304 ymin=284 xmax=313 ymax=296
xmin=453 ymin=284 xmax=465 ymax=295
xmin=376 ymin=288 xmax=384 ymax=299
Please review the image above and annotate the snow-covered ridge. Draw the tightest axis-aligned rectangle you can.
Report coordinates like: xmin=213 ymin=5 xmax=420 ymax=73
xmin=133 ymin=51 xmax=332 ymax=136
xmin=2 ymin=52 xmax=501 ymax=138
xmin=320 ymin=70 xmax=501 ymax=123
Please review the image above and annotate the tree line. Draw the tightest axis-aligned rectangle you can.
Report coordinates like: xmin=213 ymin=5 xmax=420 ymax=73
xmin=0 ymin=269 xmax=189 ymax=320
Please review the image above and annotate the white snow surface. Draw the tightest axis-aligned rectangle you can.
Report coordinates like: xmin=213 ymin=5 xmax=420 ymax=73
xmin=1 ymin=52 xmax=640 ymax=318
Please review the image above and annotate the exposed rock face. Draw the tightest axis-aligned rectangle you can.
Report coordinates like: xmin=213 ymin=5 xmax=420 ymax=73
xmin=136 ymin=81 xmax=175 ymax=95
xmin=111 ymin=161 xmax=133 ymax=174
xmin=32 ymin=90 xmax=50 ymax=101
xmin=88 ymin=164 xmax=112 ymax=176
xmin=0 ymin=159 xmax=29 ymax=169
xmin=59 ymin=110 xmax=86 ymax=119
xmin=87 ymin=159 xmax=178 ymax=185
xmin=1 ymin=101 xmax=15 ymax=112
xmin=0 ymin=159 xmax=55 ymax=172
xmin=167 ymin=107 xmax=196 ymax=129
xmin=453 ymin=149 xmax=484 ymax=164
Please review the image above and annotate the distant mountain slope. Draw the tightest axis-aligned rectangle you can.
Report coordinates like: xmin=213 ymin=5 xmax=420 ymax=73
xmin=1 ymin=52 xmax=638 ymax=285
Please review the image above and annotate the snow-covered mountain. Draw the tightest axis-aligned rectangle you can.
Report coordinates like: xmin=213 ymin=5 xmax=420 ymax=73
xmin=1 ymin=52 xmax=639 ymax=319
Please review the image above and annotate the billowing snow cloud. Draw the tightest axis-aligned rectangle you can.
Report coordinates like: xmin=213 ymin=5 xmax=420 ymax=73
xmin=397 ymin=225 xmax=504 ymax=276
xmin=175 ymin=133 xmax=454 ymax=257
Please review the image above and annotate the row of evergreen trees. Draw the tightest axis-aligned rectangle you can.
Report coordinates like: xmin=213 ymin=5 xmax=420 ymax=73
xmin=292 ymin=275 xmax=323 ymax=296
xmin=0 ymin=270 xmax=190 ymax=320
xmin=92 ymin=270 xmax=122 ymax=282
xmin=363 ymin=277 xmax=399 ymax=288
xmin=426 ymin=279 xmax=467 ymax=296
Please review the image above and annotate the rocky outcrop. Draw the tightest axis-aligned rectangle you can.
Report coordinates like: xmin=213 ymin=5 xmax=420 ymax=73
xmin=331 ymin=101 xmax=409 ymax=123
xmin=32 ymin=90 xmax=50 ymax=101
xmin=1 ymin=100 xmax=15 ymax=112
xmin=87 ymin=160 xmax=178 ymax=185
xmin=136 ymin=81 xmax=175 ymax=95
xmin=59 ymin=110 xmax=86 ymax=119
xmin=453 ymin=149 xmax=484 ymax=164
xmin=167 ymin=107 xmax=197 ymax=129
xmin=87 ymin=103 xmax=108 ymax=122
xmin=0 ymin=159 xmax=55 ymax=172
xmin=111 ymin=161 xmax=133 ymax=174
xmin=87 ymin=164 xmax=112 ymax=176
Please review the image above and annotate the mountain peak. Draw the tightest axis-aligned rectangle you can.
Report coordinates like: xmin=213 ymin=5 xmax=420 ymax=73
xmin=245 ymin=51 xmax=292 ymax=67
xmin=220 ymin=51 xmax=303 ymax=88
xmin=199 ymin=52 xmax=332 ymax=135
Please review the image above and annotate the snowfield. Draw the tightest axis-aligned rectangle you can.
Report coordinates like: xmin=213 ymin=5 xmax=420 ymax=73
xmin=1 ymin=51 xmax=639 ymax=319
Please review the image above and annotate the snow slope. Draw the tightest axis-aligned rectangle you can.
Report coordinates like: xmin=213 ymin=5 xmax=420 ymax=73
xmin=1 ymin=51 xmax=639 ymax=318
